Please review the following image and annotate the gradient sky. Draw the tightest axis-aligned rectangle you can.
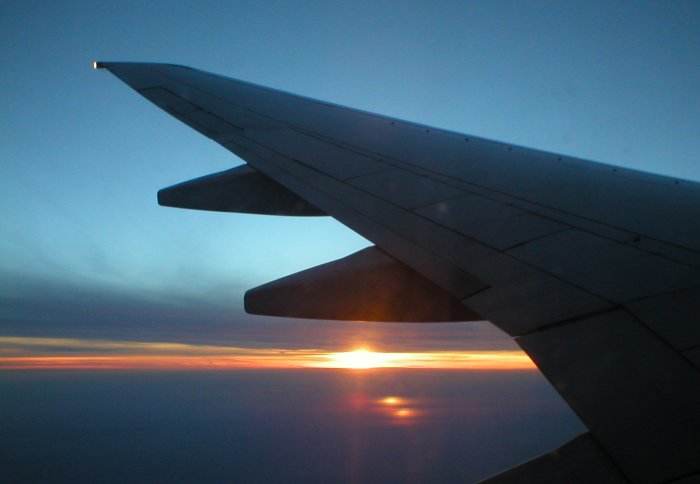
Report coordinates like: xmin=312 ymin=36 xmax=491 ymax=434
xmin=2 ymin=1 xmax=699 ymax=481
xmin=2 ymin=1 xmax=699 ymax=346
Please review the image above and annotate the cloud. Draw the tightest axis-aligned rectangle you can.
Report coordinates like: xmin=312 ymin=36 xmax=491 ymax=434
xmin=0 ymin=272 xmax=516 ymax=352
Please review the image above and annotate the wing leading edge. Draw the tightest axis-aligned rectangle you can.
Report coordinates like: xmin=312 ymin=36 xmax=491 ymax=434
xmin=97 ymin=62 xmax=700 ymax=483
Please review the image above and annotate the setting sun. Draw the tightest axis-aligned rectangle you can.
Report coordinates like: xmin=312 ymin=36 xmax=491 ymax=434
xmin=324 ymin=349 xmax=396 ymax=370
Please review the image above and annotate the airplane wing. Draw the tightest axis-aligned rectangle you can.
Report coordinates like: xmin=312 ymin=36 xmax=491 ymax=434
xmin=96 ymin=62 xmax=700 ymax=483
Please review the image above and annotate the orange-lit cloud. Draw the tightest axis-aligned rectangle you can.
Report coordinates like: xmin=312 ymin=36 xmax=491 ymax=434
xmin=0 ymin=336 xmax=535 ymax=371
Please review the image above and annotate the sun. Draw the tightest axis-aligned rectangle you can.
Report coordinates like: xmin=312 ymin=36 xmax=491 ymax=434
xmin=325 ymin=348 xmax=395 ymax=370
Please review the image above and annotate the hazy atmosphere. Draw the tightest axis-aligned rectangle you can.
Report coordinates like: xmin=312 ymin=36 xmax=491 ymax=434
xmin=2 ymin=1 xmax=699 ymax=481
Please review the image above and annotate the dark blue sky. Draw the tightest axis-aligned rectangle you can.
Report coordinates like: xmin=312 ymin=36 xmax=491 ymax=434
xmin=1 ymin=1 xmax=699 ymax=481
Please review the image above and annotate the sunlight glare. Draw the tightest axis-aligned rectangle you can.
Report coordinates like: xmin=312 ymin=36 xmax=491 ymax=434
xmin=326 ymin=348 xmax=396 ymax=370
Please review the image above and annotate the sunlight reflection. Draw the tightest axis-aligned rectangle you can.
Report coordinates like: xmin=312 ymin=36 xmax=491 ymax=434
xmin=374 ymin=395 xmax=419 ymax=425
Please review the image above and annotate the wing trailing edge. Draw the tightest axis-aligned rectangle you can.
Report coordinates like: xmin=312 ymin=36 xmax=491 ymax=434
xmin=480 ymin=433 xmax=628 ymax=484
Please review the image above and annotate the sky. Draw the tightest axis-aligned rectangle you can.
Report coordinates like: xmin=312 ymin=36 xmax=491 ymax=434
xmin=1 ymin=0 xmax=699 ymax=481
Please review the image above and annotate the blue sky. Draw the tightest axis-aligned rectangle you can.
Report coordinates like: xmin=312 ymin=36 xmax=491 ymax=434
xmin=2 ymin=2 xmax=699 ymax=344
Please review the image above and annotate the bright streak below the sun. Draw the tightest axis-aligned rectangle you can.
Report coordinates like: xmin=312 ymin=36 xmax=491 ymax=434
xmin=0 ymin=337 xmax=535 ymax=371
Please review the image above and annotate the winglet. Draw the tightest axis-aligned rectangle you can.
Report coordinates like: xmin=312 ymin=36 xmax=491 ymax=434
xmin=92 ymin=61 xmax=106 ymax=69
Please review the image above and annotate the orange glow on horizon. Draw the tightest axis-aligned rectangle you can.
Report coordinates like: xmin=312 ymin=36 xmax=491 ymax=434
xmin=0 ymin=337 xmax=535 ymax=371
xmin=312 ymin=347 xmax=533 ymax=371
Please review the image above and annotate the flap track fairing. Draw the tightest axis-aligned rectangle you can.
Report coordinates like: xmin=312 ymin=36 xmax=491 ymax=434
xmin=245 ymin=247 xmax=481 ymax=322
xmin=157 ymin=164 xmax=326 ymax=216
